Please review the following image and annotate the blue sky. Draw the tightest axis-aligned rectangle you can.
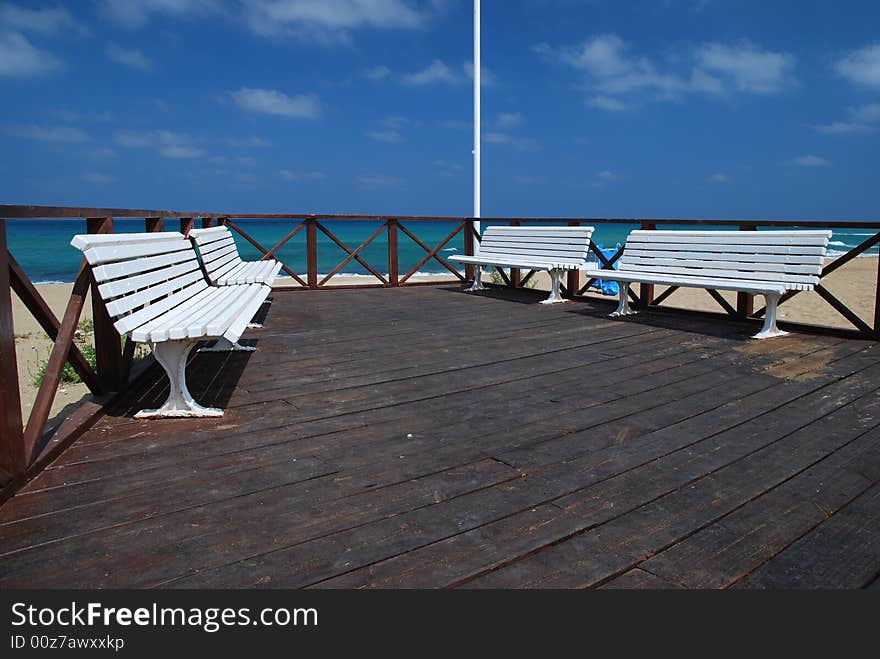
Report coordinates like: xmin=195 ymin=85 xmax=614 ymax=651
xmin=0 ymin=0 xmax=879 ymax=219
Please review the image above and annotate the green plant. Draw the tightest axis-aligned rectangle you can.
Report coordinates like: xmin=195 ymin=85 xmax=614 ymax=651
xmin=77 ymin=318 xmax=95 ymax=334
xmin=31 ymin=343 xmax=97 ymax=387
xmin=489 ymin=269 xmax=538 ymax=288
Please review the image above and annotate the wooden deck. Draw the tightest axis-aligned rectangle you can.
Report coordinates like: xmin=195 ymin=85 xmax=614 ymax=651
xmin=1 ymin=285 xmax=879 ymax=589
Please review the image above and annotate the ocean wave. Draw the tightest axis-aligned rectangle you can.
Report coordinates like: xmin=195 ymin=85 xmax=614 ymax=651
xmin=829 ymin=240 xmax=849 ymax=246
xmin=33 ymin=280 xmax=67 ymax=285
xmin=443 ymin=247 xmax=458 ymax=252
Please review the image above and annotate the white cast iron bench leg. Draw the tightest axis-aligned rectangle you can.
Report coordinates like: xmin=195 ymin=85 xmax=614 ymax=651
xmin=540 ymin=268 xmax=567 ymax=304
xmin=136 ymin=341 xmax=223 ymax=419
xmin=465 ymin=264 xmax=486 ymax=292
xmin=610 ymin=282 xmax=638 ymax=317
xmin=753 ymin=292 xmax=788 ymax=340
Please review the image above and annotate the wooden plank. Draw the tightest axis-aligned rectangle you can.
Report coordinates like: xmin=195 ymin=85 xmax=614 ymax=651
xmin=7 ymin=253 xmax=101 ymax=395
xmin=641 ymin=425 xmax=880 ymax=588
xmin=733 ymin=483 xmax=880 ymax=589
xmin=85 ymin=218 xmax=123 ymax=393
xmin=0 ymin=221 xmax=25 ymax=477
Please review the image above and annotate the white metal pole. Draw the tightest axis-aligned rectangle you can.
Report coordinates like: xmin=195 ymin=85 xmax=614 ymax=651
xmin=473 ymin=0 xmax=481 ymax=234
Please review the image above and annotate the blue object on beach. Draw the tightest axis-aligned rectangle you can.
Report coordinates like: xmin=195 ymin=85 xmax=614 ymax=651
xmin=589 ymin=243 xmax=620 ymax=296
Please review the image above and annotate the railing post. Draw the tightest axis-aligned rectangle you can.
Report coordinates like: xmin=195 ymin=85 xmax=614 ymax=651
xmin=464 ymin=219 xmax=476 ymax=283
xmin=638 ymin=222 xmax=655 ymax=308
xmin=86 ymin=217 xmax=123 ymax=392
xmin=737 ymin=223 xmax=757 ymax=318
xmin=874 ymin=246 xmax=880 ymax=340
xmin=509 ymin=220 xmax=521 ymax=288
xmin=145 ymin=217 xmax=164 ymax=232
xmin=179 ymin=217 xmax=194 ymax=237
xmin=0 ymin=219 xmax=26 ymax=479
xmin=387 ymin=219 xmax=399 ymax=287
xmin=306 ymin=219 xmax=318 ymax=288
xmin=567 ymin=220 xmax=580 ymax=298
xmin=218 ymin=217 xmax=228 ymax=227
xmin=202 ymin=217 xmax=216 ymax=229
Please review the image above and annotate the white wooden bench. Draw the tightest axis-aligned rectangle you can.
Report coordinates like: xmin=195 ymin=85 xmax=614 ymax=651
xmin=449 ymin=225 xmax=595 ymax=303
xmin=584 ymin=229 xmax=832 ymax=339
xmin=188 ymin=225 xmax=283 ymax=286
xmin=71 ymin=231 xmax=270 ymax=418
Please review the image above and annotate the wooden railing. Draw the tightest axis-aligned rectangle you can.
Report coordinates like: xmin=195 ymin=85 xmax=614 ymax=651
xmin=1 ymin=204 xmax=879 ymax=498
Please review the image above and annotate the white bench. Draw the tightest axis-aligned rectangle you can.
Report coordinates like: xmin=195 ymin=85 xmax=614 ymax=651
xmin=188 ymin=225 xmax=283 ymax=286
xmin=71 ymin=231 xmax=270 ymax=418
xmin=584 ymin=229 xmax=832 ymax=339
xmin=449 ymin=225 xmax=595 ymax=304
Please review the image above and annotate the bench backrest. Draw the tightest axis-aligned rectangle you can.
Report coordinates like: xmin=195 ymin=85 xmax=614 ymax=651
xmin=71 ymin=232 xmax=209 ymax=337
xmin=618 ymin=230 xmax=832 ymax=291
xmin=476 ymin=225 xmax=595 ymax=267
xmin=187 ymin=226 xmax=244 ymax=285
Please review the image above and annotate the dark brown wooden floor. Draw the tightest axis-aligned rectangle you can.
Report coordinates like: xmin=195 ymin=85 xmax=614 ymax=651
xmin=1 ymin=285 xmax=879 ymax=589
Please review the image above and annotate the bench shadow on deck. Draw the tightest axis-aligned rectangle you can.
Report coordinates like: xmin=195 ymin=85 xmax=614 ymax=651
xmin=1 ymin=285 xmax=879 ymax=589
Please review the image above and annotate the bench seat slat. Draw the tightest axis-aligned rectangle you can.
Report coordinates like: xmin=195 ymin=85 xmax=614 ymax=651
xmin=129 ymin=285 xmax=226 ymax=342
xmin=223 ymin=285 xmax=271 ymax=342
xmin=80 ymin=238 xmax=193 ymax=266
xmin=616 ymin=263 xmax=819 ymax=285
xmin=105 ymin=269 xmax=207 ymax=317
xmin=625 ymin=242 xmax=827 ymax=256
xmin=98 ymin=261 xmax=202 ymax=299
xmin=115 ymin=280 xmax=209 ymax=337
xmin=620 ymin=255 xmax=823 ymax=275
xmin=188 ymin=225 xmax=279 ymax=287
xmin=623 ymin=248 xmax=824 ymax=265
xmin=92 ymin=249 xmax=196 ymax=282
xmin=583 ymin=269 xmax=794 ymax=294
xmin=197 ymin=235 xmax=236 ymax=256
xmin=626 ymin=234 xmax=830 ymax=247
xmin=187 ymin=226 xmax=230 ymax=245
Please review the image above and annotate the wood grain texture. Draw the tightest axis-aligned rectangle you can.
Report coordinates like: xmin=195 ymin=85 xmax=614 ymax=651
xmin=0 ymin=285 xmax=878 ymax=588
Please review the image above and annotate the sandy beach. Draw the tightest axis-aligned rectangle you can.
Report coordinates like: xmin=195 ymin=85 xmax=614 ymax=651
xmin=11 ymin=257 xmax=877 ymax=425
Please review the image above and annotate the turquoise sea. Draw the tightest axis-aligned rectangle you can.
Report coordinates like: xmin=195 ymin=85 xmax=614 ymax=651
xmin=4 ymin=218 xmax=879 ymax=284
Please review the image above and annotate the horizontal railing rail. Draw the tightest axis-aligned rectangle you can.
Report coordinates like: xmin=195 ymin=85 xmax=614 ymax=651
xmin=1 ymin=204 xmax=879 ymax=499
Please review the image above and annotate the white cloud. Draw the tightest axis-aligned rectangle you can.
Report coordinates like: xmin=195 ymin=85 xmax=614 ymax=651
xmin=597 ymin=170 xmax=620 ymax=181
xmin=367 ymin=129 xmax=403 ymax=143
xmin=852 ymin=103 xmax=880 ymax=123
xmin=432 ymin=159 xmax=462 ymax=177
xmin=99 ymin=0 xmax=223 ymax=29
xmin=210 ymin=155 xmax=258 ymax=166
xmin=835 ymin=43 xmax=880 ymax=88
xmin=708 ymin=173 xmax=729 ymax=183
xmin=402 ymin=59 xmax=459 ymax=85
xmin=814 ymin=103 xmax=880 ymax=135
xmin=225 ymin=136 xmax=271 ymax=147
xmin=229 ymin=87 xmax=321 ymax=118
xmin=82 ymin=172 xmax=114 ymax=184
xmin=106 ymin=43 xmax=153 ymax=71
xmin=695 ymin=41 xmax=795 ymax=94
xmin=6 ymin=124 xmax=89 ymax=143
xmin=497 ymin=112 xmax=523 ymax=129
xmin=358 ymin=174 xmax=405 ymax=190
xmin=587 ymin=95 xmax=630 ymax=112
xmin=792 ymin=155 xmax=830 ymax=167
xmin=483 ymin=132 xmax=539 ymax=151
xmin=0 ymin=4 xmax=87 ymax=35
xmin=813 ymin=121 xmax=873 ymax=135
xmin=365 ymin=64 xmax=391 ymax=80
xmin=537 ymin=34 xmax=795 ymax=110
xmin=463 ymin=61 xmax=496 ymax=87
xmin=242 ymin=0 xmax=438 ymax=41
xmin=115 ymin=129 xmax=205 ymax=158
xmin=0 ymin=31 xmax=63 ymax=77
xmin=279 ymin=169 xmax=325 ymax=181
